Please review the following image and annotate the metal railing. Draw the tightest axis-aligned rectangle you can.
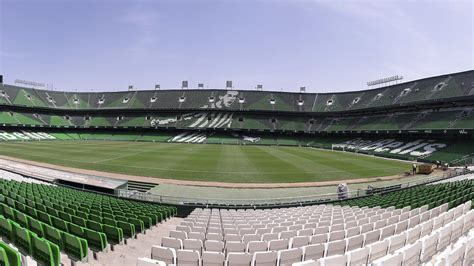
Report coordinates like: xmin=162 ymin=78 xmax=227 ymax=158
xmin=1 ymin=160 xmax=470 ymax=208
xmin=117 ymin=168 xmax=471 ymax=207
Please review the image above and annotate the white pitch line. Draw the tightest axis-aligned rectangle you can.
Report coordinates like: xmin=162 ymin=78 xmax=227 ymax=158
xmin=92 ymin=144 xmax=176 ymax=163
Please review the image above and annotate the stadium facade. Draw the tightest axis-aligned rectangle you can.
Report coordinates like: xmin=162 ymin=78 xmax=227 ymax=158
xmin=0 ymin=70 xmax=473 ymax=165
xmin=0 ymin=70 xmax=473 ymax=266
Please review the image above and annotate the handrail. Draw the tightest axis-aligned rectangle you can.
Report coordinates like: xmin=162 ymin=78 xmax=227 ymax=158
xmin=117 ymin=168 xmax=470 ymax=207
xmin=0 ymin=161 xmax=470 ymax=208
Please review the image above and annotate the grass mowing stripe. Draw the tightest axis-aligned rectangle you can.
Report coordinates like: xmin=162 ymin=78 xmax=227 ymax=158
xmin=0 ymin=141 xmax=410 ymax=183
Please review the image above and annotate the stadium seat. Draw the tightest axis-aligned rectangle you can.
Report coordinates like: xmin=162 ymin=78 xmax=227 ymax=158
xmin=367 ymin=239 xmax=389 ymax=262
xmin=268 ymin=239 xmax=288 ymax=251
xmin=27 ymin=216 xmax=44 ymax=237
xmin=346 ymin=235 xmax=364 ymax=251
xmin=446 ymin=242 xmax=465 ymax=266
xmin=183 ymin=239 xmax=203 ymax=253
xmin=162 ymin=237 xmax=182 ymax=250
xmin=347 ymin=247 xmax=369 ymax=266
xmin=420 ymin=232 xmax=439 ymax=263
xmin=319 ymin=254 xmax=346 ymax=266
xmin=302 ymin=244 xmax=324 ymax=261
xmin=225 ymin=241 xmax=246 ymax=253
xmin=247 ymin=241 xmax=267 ymax=253
xmin=387 ymin=233 xmax=406 ymax=254
xmin=0 ymin=240 xmax=22 ymax=266
xmin=152 ymin=246 xmax=176 ymax=264
xmin=42 ymin=224 xmax=63 ymax=249
xmin=0 ymin=216 xmax=13 ymax=241
xmin=226 ymin=252 xmax=252 ymax=266
xmin=176 ymin=249 xmax=200 ymax=266
xmin=400 ymin=241 xmax=422 ymax=265
xmin=202 ymin=251 xmax=224 ymax=266
xmin=31 ymin=233 xmax=60 ymax=266
xmin=252 ymin=250 xmax=277 ymax=266
xmin=277 ymin=248 xmax=303 ymax=265
xmin=83 ymin=228 xmax=107 ymax=252
xmin=61 ymin=232 xmax=88 ymax=261
xmin=204 ymin=240 xmax=224 ymax=252
xmin=371 ymin=252 xmax=402 ymax=266
xmin=102 ymin=224 xmax=123 ymax=246
xmin=12 ymin=222 xmax=33 ymax=254
xmin=136 ymin=258 xmax=166 ymax=266
xmin=463 ymin=236 xmax=474 ymax=266
xmin=290 ymin=236 xmax=310 ymax=248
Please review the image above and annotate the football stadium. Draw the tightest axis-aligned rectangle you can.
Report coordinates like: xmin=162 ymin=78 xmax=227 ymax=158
xmin=1 ymin=1 xmax=473 ymax=266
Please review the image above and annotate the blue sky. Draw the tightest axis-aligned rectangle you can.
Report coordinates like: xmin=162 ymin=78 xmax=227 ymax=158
xmin=0 ymin=0 xmax=472 ymax=92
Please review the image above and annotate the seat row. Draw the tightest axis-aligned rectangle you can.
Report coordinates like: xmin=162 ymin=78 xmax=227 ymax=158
xmin=295 ymin=206 xmax=474 ymax=266
xmin=186 ymin=205 xmax=391 ymax=227
xmin=180 ymin=206 xmax=406 ymax=237
xmin=170 ymin=204 xmax=438 ymax=250
xmin=0 ymin=179 xmax=174 ymax=264
xmin=151 ymin=201 xmax=472 ymax=265
xmin=0 ymin=240 xmax=22 ymax=266
xmin=0 ymin=215 xmax=61 ymax=265
xmin=160 ymin=203 xmax=461 ymax=258
xmin=428 ymin=230 xmax=474 ymax=266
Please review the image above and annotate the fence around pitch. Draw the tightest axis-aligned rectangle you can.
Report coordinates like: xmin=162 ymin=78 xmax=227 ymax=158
xmin=117 ymin=168 xmax=470 ymax=207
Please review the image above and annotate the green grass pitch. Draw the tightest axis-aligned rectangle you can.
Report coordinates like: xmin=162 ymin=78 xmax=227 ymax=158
xmin=0 ymin=141 xmax=411 ymax=183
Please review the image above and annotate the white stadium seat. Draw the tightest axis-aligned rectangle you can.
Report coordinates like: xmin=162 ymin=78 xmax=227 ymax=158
xmin=151 ymin=246 xmax=176 ymax=265
xmin=136 ymin=258 xmax=167 ymax=266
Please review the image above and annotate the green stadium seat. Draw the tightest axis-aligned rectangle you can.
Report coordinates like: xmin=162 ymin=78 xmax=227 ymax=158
xmin=12 ymin=222 xmax=33 ymax=255
xmin=117 ymin=221 xmax=135 ymax=239
xmin=0 ymin=240 xmax=22 ymax=266
xmin=6 ymin=198 xmax=15 ymax=208
xmin=0 ymin=246 xmax=7 ymax=266
xmin=35 ymin=204 xmax=46 ymax=213
xmin=83 ymin=228 xmax=107 ymax=252
xmin=64 ymin=207 xmax=76 ymax=216
xmin=71 ymin=216 xmax=86 ymax=227
xmin=103 ymin=213 xmax=114 ymax=220
xmin=51 ymin=216 xmax=68 ymax=232
xmin=31 ymin=233 xmax=60 ymax=266
xmin=14 ymin=202 xmax=26 ymax=213
xmin=90 ymin=210 xmax=101 ymax=217
xmin=25 ymin=206 xmax=37 ymax=218
xmin=2 ymin=204 xmax=14 ymax=220
xmin=27 ymin=216 xmax=44 ymax=237
xmin=86 ymin=220 xmax=103 ymax=232
xmin=13 ymin=210 xmax=28 ymax=228
xmin=103 ymin=224 xmax=123 ymax=246
xmin=88 ymin=214 xmax=102 ymax=223
xmin=52 ymin=204 xmax=63 ymax=213
xmin=0 ymin=216 xmax=13 ymax=241
xmin=103 ymin=217 xmax=116 ymax=227
xmin=37 ymin=211 xmax=51 ymax=225
xmin=128 ymin=218 xmax=144 ymax=234
xmin=59 ymin=211 xmax=72 ymax=223
xmin=67 ymin=223 xmax=84 ymax=238
xmin=76 ymin=211 xmax=88 ymax=220
xmin=42 ymin=224 xmax=63 ymax=250
xmin=61 ymin=232 xmax=88 ymax=262
xmin=138 ymin=216 xmax=152 ymax=229
xmin=46 ymin=207 xmax=58 ymax=218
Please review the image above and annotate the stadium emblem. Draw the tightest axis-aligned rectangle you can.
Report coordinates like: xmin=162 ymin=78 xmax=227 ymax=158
xmin=242 ymin=135 xmax=261 ymax=143
xmin=201 ymin=90 xmax=238 ymax=109
xmin=0 ymin=131 xmax=56 ymax=141
xmin=335 ymin=138 xmax=447 ymax=157
xmin=150 ymin=112 xmax=233 ymax=128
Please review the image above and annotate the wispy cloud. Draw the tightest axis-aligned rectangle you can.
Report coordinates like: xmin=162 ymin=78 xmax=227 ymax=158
xmin=0 ymin=51 xmax=28 ymax=59
xmin=118 ymin=2 xmax=161 ymax=59
xmin=317 ymin=0 xmax=443 ymax=78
